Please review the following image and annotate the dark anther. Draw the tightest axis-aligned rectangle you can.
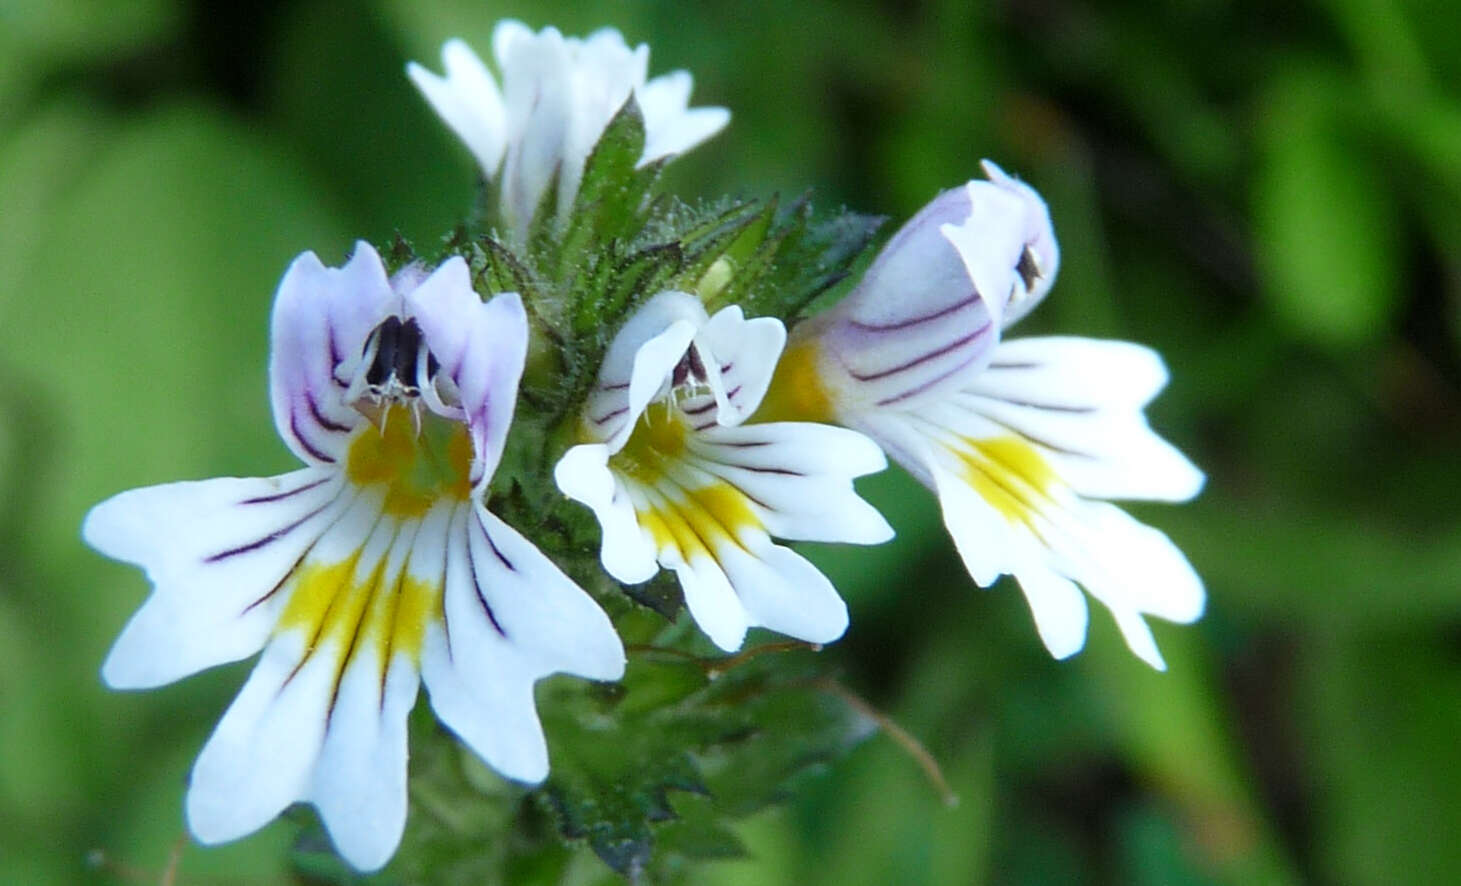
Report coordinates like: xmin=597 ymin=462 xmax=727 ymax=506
xmin=394 ymin=318 xmax=424 ymax=388
xmin=1016 ymin=246 xmax=1042 ymax=292
xmin=363 ymin=315 xmax=433 ymax=396
xmin=671 ymin=347 xmax=707 ymax=388
xmin=364 ymin=316 xmax=399 ymax=386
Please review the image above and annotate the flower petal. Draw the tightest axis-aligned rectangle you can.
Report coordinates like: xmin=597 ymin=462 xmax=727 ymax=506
xmin=980 ymin=159 xmax=1060 ymax=327
xmin=697 ymin=304 xmax=786 ymax=425
xmin=584 ymin=290 xmax=706 ymax=448
xmin=1008 ymin=562 xmax=1089 ymax=660
xmin=554 ymin=442 xmax=660 ymax=583
xmin=712 ymin=536 xmax=849 ymax=646
xmin=421 ymin=502 xmax=623 ymax=783
xmin=903 ymin=409 xmax=1201 ymax=669
xmin=407 ymin=39 xmax=508 ymax=178
xmin=467 ymin=504 xmax=625 ymax=681
xmin=804 ymin=184 xmax=1020 ymax=413
xmin=558 ymin=29 xmax=646 ymax=213
xmin=304 ymin=506 xmax=449 ymax=871
xmin=490 ymin=19 xmax=536 ymax=67
xmin=638 ymin=68 xmax=729 ymax=164
xmin=186 ymin=629 xmax=331 ymax=846
xmin=186 ymin=488 xmax=393 ymax=849
xmin=637 ymin=69 xmax=692 ymax=122
xmin=622 ymin=454 xmax=853 ymax=650
xmin=688 ymin=421 xmax=893 ymax=545
xmin=86 ymin=468 xmax=346 ymax=689
xmin=307 ymin=648 xmax=418 ymax=871
xmin=643 ymin=106 xmax=730 ymax=167
xmin=496 ymin=25 xmax=572 ymax=239
xmin=678 ymin=563 xmax=750 ymax=650
xmin=937 ymin=179 xmax=1033 ymax=333
xmin=405 ymin=265 xmax=528 ymax=486
xmin=419 ymin=510 xmax=549 ymax=783
xmin=959 ymin=337 xmax=1205 ymax=501
xmin=269 ymin=242 xmax=392 ymax=466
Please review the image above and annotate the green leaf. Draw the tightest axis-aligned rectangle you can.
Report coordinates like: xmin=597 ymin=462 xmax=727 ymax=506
xmin=553 ymin=96 xmax=658 ymax=276
xmin=572 ymin=241 xmax=685 ymax=336
xmin=473 ymin=235 xmax=539 ymax=306
xmin=696 ymin=196 xmax=883 ymax=322
xmin=536 ymin=645 xmax=867 ymax=877
xmin=759 ymin=202 xmax=885 ymax=320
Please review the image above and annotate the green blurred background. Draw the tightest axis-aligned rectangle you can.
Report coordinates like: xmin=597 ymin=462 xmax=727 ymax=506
xmin=4 ymin=0 xmax=1461 ymax=882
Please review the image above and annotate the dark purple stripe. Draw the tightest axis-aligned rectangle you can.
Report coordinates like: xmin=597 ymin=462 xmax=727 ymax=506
xmin=328 ymin=575 xmax=379 ymax=726
xmin=874 ymin=350 xmax=983 ymax=407
xmin=464 ymin=514 xmax=508 ymax=637
xmin=242 ymin=548 xmax=310 ymax=614
xmin=991 ymin=397 xmax=1097 ymax=415
xmin=591 ymin=405 xmax=629 ymax=425
xmin=240 ymin=475 xmax=331 ymax=505
xmin=270 ymin=545 xmax=359 ymax=697
xmin=206 ymin=499 xmax=331 ymax=563
xmin=476 ymin=509 xmax=516 ymax=573
xmin=977 ymin=410 xmax=1097 ymax=460
xmin=722 ymin=463 xmax=804 ymax=477
xmin=681 ymin=398 xmax=715 ymax=416
xmin=308 ymin=393 xmax=352 ymax=433
xmin=290 ymin=413 xmax=337 ymax=464
xmin=736 ymin=487 xmax=771 ymax=510
xmin=849 ymin=322 xmax=991 ymax=383
xmin=599 ymin=380 xmax=630 ymax=392
xmin=438 ymin=534 xmax=455 ymax=664
xmin=848 ymin=291 xmax=981 ymax=333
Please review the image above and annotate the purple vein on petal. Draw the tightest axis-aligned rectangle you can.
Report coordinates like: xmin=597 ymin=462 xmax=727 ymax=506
xmin=847 ymin=290 xmax=982 ymax=333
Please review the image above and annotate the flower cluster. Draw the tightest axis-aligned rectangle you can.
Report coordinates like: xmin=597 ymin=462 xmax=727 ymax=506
xmin=85 ymin=19 xmax=1203 ymax=873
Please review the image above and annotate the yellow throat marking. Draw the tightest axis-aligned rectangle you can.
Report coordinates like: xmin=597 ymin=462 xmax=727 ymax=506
xmin=612 ymin=402 xmax=763 ymax=559
xmin=753 ymin=338 xmax=834 ymax=424
xmin=346 ymin=405 xmax=474 ymax=517
xmin=276 ymin=548 xmax=442 ymax=675
xmin=955 ymin=435 xmax=1060 ymax=529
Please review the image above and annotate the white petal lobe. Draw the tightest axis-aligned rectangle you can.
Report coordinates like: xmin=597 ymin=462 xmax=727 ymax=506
xmin=90 ymin=469 xmax=345 ymax=689
xmin=187 ymin=631 xmax=330 ymax=845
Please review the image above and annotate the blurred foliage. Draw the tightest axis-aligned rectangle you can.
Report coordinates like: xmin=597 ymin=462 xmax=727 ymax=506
xmin=2 ymin=0 xmax=1460 ymax=884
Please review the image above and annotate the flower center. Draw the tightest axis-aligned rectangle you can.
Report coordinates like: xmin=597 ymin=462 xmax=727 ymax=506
xmin=613 ymin=402 xmax=688 ymax=484
xmin=346 ymin=405 xmax=474 ymax=517
xmin=363 ymin=315 xmax=435 ymax=400
xmin=752 ymin=339 xmax=833 ymax=424
xmin=670 ymin=347 xmax=708 ymax=390
xmin=608 ymin=402 xmax=765 ymax=557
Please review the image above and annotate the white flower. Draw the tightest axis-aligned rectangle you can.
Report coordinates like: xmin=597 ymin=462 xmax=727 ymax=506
xmin=758 ymin=161 xmax=1205 ymax=670
xmin=554 ymin=291 xmax=892 ymax=652
xmin=84 ymin=243 xmax=624 ymax=871
xmin=408 ymin=21 xmax=730 ymax=244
